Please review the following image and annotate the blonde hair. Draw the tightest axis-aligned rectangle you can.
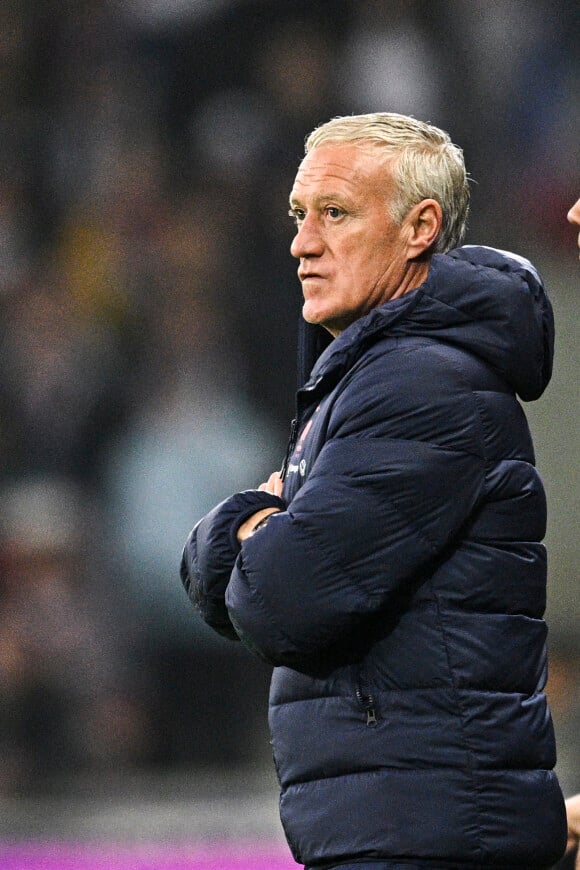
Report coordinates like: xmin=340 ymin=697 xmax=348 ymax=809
xmin=305 ymin=112 xmax=470 ymax=253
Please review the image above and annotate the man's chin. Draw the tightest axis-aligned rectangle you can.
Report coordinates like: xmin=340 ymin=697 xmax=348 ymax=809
xmin=303 ymin=304 xmax=350 ymax=338
xmin=303 ymin=298 xmax=336 ymax=321
xmin=302 ymin=302 xmax=324 ymax=325
xmin=302 ymin=309 xmax=329 ymax=332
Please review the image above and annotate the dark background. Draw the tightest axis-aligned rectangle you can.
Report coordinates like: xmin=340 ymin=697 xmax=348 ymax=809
xmin=0 ymin=0 xmax=577 ymax=830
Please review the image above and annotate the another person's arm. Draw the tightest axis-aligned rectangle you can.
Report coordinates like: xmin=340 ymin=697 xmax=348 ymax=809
xmin=565 ymin=794 xmax=580 ymax=867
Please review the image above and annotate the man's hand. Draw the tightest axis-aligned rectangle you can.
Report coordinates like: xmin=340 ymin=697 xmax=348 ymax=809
xmin=565 ymin=793 xmax=580 ymax=866
xmin=236 ymin=472 xmax=284 ymax=543
xmin=258 ymin=471 xmax=284 ymax=497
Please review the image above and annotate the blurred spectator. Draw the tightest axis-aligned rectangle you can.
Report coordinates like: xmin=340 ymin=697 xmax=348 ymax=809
xmin=445 ymin=0 xmax=579 ymax=249
xmin=103 ymin=325 xmax=281 ymax=641
xmin=102 ymin=187 xmax=282 ymax=636
xmin=0 ymin=120 xmax=171 ymax=485
xmin=102 ymin=245 xmax=281 ymax=766
xmin=0 ymin=475 xmax=150 ymax=793
xmin=0 ymin=271 xmax=127 ymax=483
xmin=339 ymin=0 xmax=444 ymax=120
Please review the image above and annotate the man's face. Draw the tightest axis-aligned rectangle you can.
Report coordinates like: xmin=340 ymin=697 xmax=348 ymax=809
xmin=289 ymin=142 xmax=418 ymax=336
xmin=567 ymin=198 xmax=580 ymax=257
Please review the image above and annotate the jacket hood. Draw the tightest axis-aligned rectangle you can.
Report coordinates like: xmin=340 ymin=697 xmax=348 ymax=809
xmin=302 ymin=246 xmax=554 ymax=402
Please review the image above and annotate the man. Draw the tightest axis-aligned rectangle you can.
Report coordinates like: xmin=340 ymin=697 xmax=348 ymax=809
xmin=181 ymin=113 xmax=567 ymax=868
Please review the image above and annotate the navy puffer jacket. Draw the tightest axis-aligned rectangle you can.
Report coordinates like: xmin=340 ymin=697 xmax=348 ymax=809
xmin=181 ymin=247 xmax=567 ymax=868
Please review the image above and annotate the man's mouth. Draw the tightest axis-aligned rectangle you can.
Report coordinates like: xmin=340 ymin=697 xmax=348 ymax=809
xmin=299 ymin=271 xmax=325 ymax=282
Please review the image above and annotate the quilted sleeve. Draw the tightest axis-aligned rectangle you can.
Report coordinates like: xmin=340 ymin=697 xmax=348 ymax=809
xmin=180 ymin=489 xmax=286 ymax=640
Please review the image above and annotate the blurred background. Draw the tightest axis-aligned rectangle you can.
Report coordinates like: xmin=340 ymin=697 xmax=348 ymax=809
xmin=0 ymin=0 xmax=578 ymax=862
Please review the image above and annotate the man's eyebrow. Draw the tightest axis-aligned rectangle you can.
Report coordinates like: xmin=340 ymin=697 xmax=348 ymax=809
xmin=289 ymin=192 xmax=349 ymax=208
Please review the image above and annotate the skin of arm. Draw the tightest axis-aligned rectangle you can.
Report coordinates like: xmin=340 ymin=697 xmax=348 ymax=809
xmin=565 ymin=793 xmax=580 ymax=865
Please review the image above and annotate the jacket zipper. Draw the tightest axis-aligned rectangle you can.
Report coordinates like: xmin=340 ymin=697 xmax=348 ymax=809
xmin=279 ymin=417 xmax=299 ymax=482
xmin=355 ymin=672 xmax=378 ymax=727
xmin=280 ymin=376 xmax=323 ymax=482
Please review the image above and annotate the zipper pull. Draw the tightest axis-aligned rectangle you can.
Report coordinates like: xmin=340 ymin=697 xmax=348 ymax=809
xmin=356 ymin=688 xmax=378 ymax=727
xmin=365 ymin=706 xmax=377 ymax=727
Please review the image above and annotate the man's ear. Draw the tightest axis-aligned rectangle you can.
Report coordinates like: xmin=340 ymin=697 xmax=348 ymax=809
xmin=406 ymin=199 xmax=443 ymax=258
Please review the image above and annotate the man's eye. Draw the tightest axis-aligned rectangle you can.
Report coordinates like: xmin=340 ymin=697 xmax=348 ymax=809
xmin=288 ymin=209 xmax=305 ymax=224
xmin=326 ymin=207 xmax=343 ymax=220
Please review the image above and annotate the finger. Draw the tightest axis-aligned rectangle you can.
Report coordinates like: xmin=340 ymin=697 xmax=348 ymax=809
xmin=258 ymin=472 xmax=283 ymax=495
xmin=268 ymin=472 xmax=283 ymax=496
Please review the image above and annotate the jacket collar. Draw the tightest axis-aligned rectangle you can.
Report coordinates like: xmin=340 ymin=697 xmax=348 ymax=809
xmin=301 ymin=246 xmax=554 ymax=402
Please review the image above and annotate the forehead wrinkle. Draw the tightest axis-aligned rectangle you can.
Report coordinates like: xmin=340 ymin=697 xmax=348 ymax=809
xmin=290 ymin=148 xmax=393 ymax=208
xmin=289 ymin=188 xmax=355 ymax=209
xmin=290 ymin=168 xmax=365 ymax=208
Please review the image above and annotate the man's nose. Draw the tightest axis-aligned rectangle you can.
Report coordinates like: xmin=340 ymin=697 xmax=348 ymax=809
xmin=290 ymin=214 xmax=324 ymax=259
